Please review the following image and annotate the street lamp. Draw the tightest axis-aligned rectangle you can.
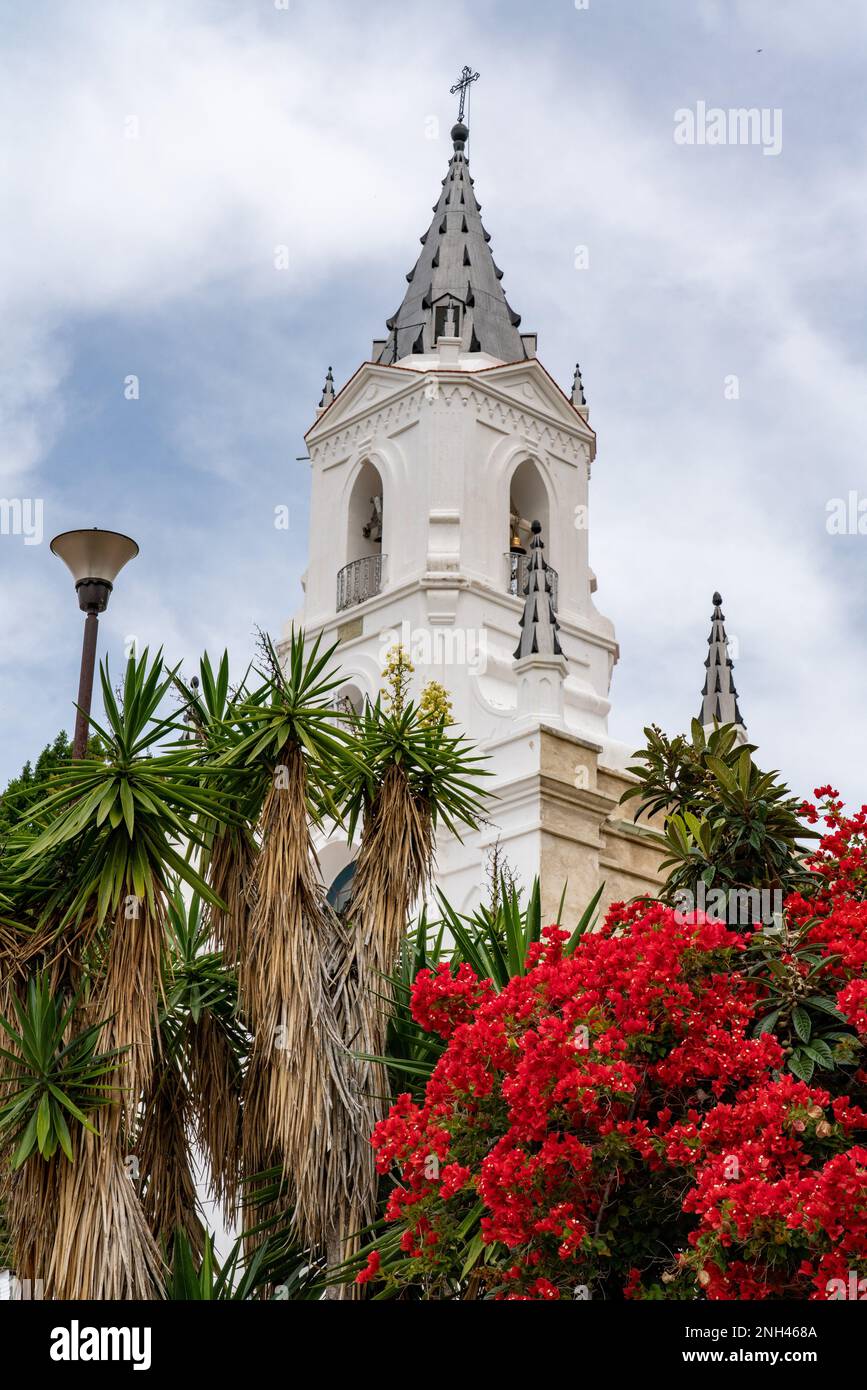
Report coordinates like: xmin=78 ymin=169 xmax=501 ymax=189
xmin=50 ymin=528 xmax=139 ymax=758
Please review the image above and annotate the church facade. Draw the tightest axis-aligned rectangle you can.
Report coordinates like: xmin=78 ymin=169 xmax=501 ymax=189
xmin=283 ymin=98 xmax=669 ymax=924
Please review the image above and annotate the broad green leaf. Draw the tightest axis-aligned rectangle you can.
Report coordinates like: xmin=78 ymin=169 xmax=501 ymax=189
xmin=787 ymin=1049 xmax=814 ymax=1083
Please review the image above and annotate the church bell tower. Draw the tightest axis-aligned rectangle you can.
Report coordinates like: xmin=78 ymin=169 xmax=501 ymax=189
xmin=285 ymin=72 xmax=664 ymax=920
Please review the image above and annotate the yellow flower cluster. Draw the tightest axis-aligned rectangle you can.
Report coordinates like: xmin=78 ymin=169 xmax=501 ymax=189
xmin=419 ymin=680 xmax=453 ymax=728
xmin=381 ymin=643 xmax=414 ymax=716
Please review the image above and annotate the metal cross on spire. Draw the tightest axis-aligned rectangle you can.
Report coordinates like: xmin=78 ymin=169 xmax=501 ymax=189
xmin=450 ymin=64 xmax=479 ymax=123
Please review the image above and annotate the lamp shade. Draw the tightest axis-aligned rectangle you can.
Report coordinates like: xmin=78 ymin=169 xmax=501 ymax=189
xmin=50 ymin=528 xmax=139 ymax=587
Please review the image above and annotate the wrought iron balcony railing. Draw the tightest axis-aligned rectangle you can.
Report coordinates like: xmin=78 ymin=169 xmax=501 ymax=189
xmin=506 ymin=551 xmax=558 ymax=611
xmin=336 ymin=553 xmax=384 ymax=612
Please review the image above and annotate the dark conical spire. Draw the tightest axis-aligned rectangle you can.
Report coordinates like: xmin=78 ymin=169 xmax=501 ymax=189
xmin=375 ymin=83 xmax=529 ymax=365
xmin=571 ymin=362 xmax=586 ymax=408
xmin=699 ymin=592 xmax=745 ymax=729
xmin=513 ymin=521 xmax=562 ymax=660
xmin=318 ymin=366 xmax=335 ymax=409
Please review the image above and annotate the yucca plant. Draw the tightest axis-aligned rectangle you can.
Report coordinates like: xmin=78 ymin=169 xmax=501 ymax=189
xmin=0 ymin=733 xmax=105 ymax=1017
xmin=144 ymin=885 xmax=247 ymax=1233
xmin=46 ymin=1126 xmax=165 ymax=1299
xmin=13 ymin=649 xmax=236 ymax=1113
xmin=0 ymin=973 xmax=163 ymax=1298
xmin=222 ymin=629 xmax=357 ymax=1250
xmin=316 ymin=655 xmax=488 ymax=1286
xmin=165 ymin=1228 xmax=260 ymax=1300
xmin=164 ymin=1220 xmax=319 ymax=1301
xmin=1 ymin=651 xmax=239 ymax=1299
xmin=0 ymin=630 xmax=496 ymax=1301
xmin=136 ymin=1052 xmax=203 ymax=1260
xmin=339 ymin=669 xmax=488 ymax=1073
xmin=0 ymin=846 xmax=63 ymax=1292
xmin=0 ymin=974 xmax=119 ymax=1167
xmin=172 ymin=652 xmax=265 ymax=970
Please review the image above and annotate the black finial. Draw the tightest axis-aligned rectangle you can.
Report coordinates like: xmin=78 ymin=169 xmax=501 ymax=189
xmin=712 ymin=591 xmax=723 ymax=607
xmin=531 ymin=519 xmax=542 ymax=535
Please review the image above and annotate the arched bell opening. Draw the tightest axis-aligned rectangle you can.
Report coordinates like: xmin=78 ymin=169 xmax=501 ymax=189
xmin=339 ymin=461 xmax=385 ymax=610
xmin=506 ymin=458 xmax=555 ymax=604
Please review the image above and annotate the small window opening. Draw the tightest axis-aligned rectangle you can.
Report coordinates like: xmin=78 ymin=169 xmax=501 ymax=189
xmin=434 ymin=303 xmax=462 ymax=340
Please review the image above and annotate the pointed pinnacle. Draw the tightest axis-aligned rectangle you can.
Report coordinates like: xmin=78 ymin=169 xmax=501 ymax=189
xmin=318 ymin=366 xmax=335 ymax=409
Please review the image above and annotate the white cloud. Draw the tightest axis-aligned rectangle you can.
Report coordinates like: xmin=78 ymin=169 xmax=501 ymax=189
xmin=0 ymin=318 xmax=69 ymax=484
xmin=1 ymin=0 xmax=865 ymax=810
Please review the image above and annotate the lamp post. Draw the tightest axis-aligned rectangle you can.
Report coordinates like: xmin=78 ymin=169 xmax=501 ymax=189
xmin=50 ymin=528 xmax=139 ymax=758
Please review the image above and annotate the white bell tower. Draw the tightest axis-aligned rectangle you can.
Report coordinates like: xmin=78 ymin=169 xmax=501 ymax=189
xmin=285 ymin=85 xmax=644 ymax=917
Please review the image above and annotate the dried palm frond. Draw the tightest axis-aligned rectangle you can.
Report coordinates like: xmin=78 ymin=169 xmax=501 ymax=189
xmin=0 ymin=977 xmax=160 ymax=1299
xmin=243 ymin=897 xmax=380 ymax=1281
xmin=224 ymin=630 xmax=365 ymax=1251
xmin=136 ymin=1057 xmax=204 ymax=1259
xmin=187 ymin=1009 xmax=243 ymax=1223
xmin=47 ymin=1128 xmax=164 ymax=1299
xmin=207 ymin=828 xmax=258 ymax=968
xmin=158 ymin=885 xmax=247 ymax=1228
xmin=342 ymin=705 xmax=484 ymax=1075
xmin=0 ymin=926 xmax=43 ymax=1033
xmin=4 ymin=1143 xmax=60 ymax=1291
xmin=315 ymin=900 xmax=380 ymax=1274
xmin=96 ymin=898 xmax=165 ymax=1120
xmin=242 ymin=746 xmax=337 ymax=1239
xmin=333 ymin=760 xmax=434 ymax=1270
xmin=240 ymin=1042 xmax=281 ymax=1190
xmin=171 ymin=652 xmax=265 ymax=972
xmin=239 ymin=1047 xmax=293 ymax=1283
xmin=320 ymin=678 xmax=488 ymax=1282
xmin=352 ymin=762 xmax=435 ymax=1010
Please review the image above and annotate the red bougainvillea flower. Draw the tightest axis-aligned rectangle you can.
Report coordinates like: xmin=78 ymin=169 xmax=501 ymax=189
xmin=356 ymin=1250 xmax=381 ymax=1286
xmin=369 ymin=793 xmax=867 ymax=1300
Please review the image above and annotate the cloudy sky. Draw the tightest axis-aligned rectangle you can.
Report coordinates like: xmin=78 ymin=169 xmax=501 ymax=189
xmin=2 ymin=0 xmax=865 ymax=805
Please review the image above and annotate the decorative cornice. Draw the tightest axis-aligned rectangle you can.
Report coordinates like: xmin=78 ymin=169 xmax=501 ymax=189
xmin=309 ymin=372 xmax=588 ymax=470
